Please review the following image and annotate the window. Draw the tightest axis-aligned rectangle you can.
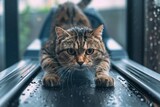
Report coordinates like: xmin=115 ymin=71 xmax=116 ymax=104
xmin=18 ymin=0 xmax=54 ymax=57
xmin=144 ymin=0 xmax=160 ymax=72
xmin=127 ymin=0 xmax=160 ymax=73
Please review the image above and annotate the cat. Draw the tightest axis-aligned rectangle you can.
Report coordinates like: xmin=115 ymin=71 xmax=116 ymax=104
xmin=40 ymin=0 xmax=114 ymax=87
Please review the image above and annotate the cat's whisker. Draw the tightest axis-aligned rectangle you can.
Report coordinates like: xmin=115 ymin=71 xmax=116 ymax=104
xmin=61 ymin=67 xmax=71 ymax=87
xmin=70 ymin=67 xmax=75 ymax=87
xmin=65 ymin=68 xmax=71 ymax=88
xmin=60 ymin=68 xmax=69 ymax=89
xmin=86 ymin=67 xmax=95 ymax=80
xmin=67 ymin=67 xmax=72 ymax=87
xmin=86 ymin=66 xmax=94 ymax=72
xmin=70 ymin=71 xmax=74 ymax=87
xmin=58 ymin=67 xmax=68 ymax=86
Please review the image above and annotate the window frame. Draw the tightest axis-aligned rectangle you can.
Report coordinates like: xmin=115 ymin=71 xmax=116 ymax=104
xmin=4 ymin=0 xmax=19 ymax=68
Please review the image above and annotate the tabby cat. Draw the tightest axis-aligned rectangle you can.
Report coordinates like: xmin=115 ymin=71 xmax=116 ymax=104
xmin=40 ymin=0 xmax=114 ymax=87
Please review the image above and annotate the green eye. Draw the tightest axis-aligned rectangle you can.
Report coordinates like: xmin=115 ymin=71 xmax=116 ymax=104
xmin=86 ymin=48 xmax=94 ymax=55
xmin=67 ymin=48 xmax=76 ymax=55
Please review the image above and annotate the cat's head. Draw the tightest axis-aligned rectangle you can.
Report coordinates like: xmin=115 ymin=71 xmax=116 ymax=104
xmin=55 ymin=25 xmax=107 ymax=70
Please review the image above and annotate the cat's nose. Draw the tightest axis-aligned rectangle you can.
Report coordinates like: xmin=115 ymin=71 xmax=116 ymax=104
xmin=77 ymin=62 xmax=84 ymax=66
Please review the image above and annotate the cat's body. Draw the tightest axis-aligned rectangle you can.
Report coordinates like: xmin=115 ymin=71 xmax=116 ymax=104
xmin=40 ymin=0 xmax=114 ymax=87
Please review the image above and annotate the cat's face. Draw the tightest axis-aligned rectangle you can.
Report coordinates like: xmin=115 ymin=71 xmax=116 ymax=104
xmin=55 ymin=25 xmax=107 ymax=70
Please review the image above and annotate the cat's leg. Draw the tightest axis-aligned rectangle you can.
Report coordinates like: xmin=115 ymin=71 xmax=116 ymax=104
xmin=40 ymin=45 xmax=61 ymax=87
xmin=95 ymin=59 xmax=114 ymax=87
xmin=41 ymin=56 xmax=60 ymax=87
xmin=41 ymin=58 xmax=61 ymax=87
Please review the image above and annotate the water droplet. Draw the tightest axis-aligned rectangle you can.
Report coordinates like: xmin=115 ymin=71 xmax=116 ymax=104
xmin=146 ymin=28 xmax=149 ymax=31
xmin=154 ymin=67 xmax=157 ymax=70
xmin=99 ymin=102 xmax=103 ymax=105
xmin=128 ymin=94 xmax=131 ymax=97
xmin=149 ymin=102 xmax=153 ymax=107
xmin=135 ymin=90 xmax=139 ymax=94
xmin=149 ymin=18 xmax=153 ymax=21
xmin=154 ymin=27 xmax=157 ymax=30
xmin=132 ymin=88 xmax=136 ymax=91
xmin=82 ymin=99 xmax=85 ymax=103
xmin=150 ymin=43 xmax=153 ymax=47
xmin=140 ymin=98 xmax=145 ymax=102
xmin=137 ymin=94 xmax=141 ymax=98
xmin=70 ymin=94 xmax=73 ymax=98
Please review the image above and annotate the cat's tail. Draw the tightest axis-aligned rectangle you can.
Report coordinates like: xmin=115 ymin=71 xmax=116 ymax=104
xmin=77 ymin=0 xmax=92 ymax=9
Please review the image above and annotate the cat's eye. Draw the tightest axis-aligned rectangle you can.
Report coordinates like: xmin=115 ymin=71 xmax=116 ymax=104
xmin=86 ymin=48 xmax=94 ymax=55
xmin=67 ymin=48 xmax=76 ymax=55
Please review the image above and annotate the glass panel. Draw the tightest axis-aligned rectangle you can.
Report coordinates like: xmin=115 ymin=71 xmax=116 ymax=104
xmin=18 ymin=0 xmax=54 ymax=57
xmin=144 ymin=0 xmax=160 ymax=73
xmin=0 ymin=0 xmax=5 ymax=71
xmin=95 ymin=0 xmax=126 ymax=49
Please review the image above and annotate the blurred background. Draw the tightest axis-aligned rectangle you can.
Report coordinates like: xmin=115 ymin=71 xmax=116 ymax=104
xmin=17 ymin=0 xmax=126 ymax=58
xmin=0 ymin=0 xmax=159 ymax=73
xmin=0 ymin=0 xmax=126 ymax=70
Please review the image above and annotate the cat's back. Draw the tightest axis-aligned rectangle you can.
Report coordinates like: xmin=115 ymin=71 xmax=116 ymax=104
xmin=53 ymin=1 xmax=91 ymax=29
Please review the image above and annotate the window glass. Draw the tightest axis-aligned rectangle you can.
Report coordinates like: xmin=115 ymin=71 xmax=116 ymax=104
xmin=144 ymin=0 xmax=160 ymax=73
xmin=92 ymin=0 xmax=126 ymax=49
xmin=19 ymin=0 xmax=54 ymax=57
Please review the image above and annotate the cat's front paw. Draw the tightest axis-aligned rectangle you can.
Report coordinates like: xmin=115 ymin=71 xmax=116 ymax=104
xmin=95 ymin=75 xmax=114 ymax=87
xmin=43 ymin=73 xmax=60 ymax=87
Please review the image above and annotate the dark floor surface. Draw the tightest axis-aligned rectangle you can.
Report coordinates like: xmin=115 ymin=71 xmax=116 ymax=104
xmin=10 ymin=69 xmax=157 ymax=107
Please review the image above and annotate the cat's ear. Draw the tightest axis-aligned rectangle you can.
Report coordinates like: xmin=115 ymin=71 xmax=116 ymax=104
xmin=91 ymin=24 xmax=104 ymax=39
xmin=55 ymin=27 xmax=70 ymax=39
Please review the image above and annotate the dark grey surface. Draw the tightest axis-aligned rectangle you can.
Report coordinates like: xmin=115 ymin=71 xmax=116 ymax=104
xmin=13 ymin=69 xmax=153 ymax=107
xmin=0 ymin=59 xmax=40 ymax=107
xmin=112 ymin=59 xmax=160 ymax=103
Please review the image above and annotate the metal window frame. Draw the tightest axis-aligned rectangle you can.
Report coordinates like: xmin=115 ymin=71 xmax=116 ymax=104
xmin=4 ymin=0 xmax=19 ymax=68
xmin=127 ymin=0 xmax=145 ymax=65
